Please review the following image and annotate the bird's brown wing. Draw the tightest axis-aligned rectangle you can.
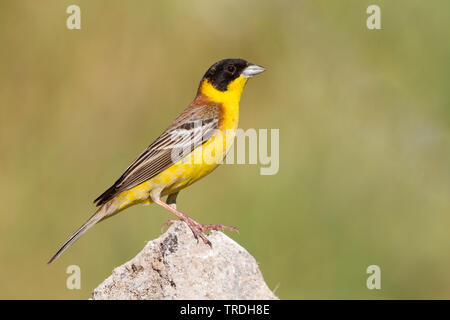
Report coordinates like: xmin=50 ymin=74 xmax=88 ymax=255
xmin=94 ymin=104 xmax=220 ymax=206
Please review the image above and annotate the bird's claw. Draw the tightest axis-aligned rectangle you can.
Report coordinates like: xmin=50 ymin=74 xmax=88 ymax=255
xmin=160 ymin=219 xmax=178 ymax=233
xmin=162 ymin=219 xmax=236 ymax=248
xmin=201 ymin=224 xmax=239 ymax=233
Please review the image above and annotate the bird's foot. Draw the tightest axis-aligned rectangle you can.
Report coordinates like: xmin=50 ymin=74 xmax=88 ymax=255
xmin=161 ymin=218 xmax=238 ymax=247
xmin=160 ymin=219 xmax=178 ymax=233
xmin=200 ymin=223 xmax=239 ymax=233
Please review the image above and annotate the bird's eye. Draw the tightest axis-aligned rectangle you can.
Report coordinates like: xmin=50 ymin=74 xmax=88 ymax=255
xmin=226 ymin=65 xmax=236 ymax=73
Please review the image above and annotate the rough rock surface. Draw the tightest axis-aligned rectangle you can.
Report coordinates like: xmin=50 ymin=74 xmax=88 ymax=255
xmin=92 ymin=221 xmax=278 ymax=300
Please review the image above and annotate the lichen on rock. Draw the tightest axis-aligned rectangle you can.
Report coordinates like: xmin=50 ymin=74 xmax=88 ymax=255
xmin=92 ymin=221 xmax=278 ymax=300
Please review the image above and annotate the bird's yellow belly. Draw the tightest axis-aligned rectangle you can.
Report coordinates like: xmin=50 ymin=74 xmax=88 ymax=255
xmin=160 ymin=124 xmax=238 ymax=195
xmin=110 ymin=113 xmax=238 ymax=212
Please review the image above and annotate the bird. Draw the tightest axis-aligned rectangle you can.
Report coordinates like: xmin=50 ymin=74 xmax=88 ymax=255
xmin=48 ymin=58 xmax=265 ymax=264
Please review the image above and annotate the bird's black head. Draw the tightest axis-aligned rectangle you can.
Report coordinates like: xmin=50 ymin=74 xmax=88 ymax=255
xmin=201 ymin=59 xmax=265 ymax=92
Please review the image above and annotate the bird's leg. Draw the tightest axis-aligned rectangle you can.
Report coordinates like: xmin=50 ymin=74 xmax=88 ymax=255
xmin=154 ymin=196 xmax=212 ymax=246
xmin=160 ymin=192 xmax=179 ymax=231
xmin=156 ymin=192 xmax=239 ymax=246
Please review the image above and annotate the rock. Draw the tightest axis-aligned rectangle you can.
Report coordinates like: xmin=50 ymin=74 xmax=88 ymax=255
xmin=92 ymin=221 xmax=278 ymax=300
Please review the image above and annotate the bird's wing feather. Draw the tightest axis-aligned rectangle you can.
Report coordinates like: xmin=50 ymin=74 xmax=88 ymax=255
xmin=94 ymin=104 xmax=220 ymax=206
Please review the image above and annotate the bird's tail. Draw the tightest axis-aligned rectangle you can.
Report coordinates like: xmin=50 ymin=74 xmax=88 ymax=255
xmin=47 ymin=204 xmax=110 ymax=264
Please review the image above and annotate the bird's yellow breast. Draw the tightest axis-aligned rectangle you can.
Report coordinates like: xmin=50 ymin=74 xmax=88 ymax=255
xmin=111 ymin=76 xmax=247 ymax=211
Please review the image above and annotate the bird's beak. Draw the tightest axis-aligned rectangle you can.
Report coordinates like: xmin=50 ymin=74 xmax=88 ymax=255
xmin=242 ymin=64 xmax=266 ymax=78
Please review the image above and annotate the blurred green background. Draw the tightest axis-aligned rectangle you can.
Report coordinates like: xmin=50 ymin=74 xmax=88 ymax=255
xmin=0 ymin=0 xmax=449 ymax=299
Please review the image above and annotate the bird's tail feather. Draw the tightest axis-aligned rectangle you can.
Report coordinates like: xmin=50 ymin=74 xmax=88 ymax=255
xmin=47 ymin=205 xmax=109 ymax=264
